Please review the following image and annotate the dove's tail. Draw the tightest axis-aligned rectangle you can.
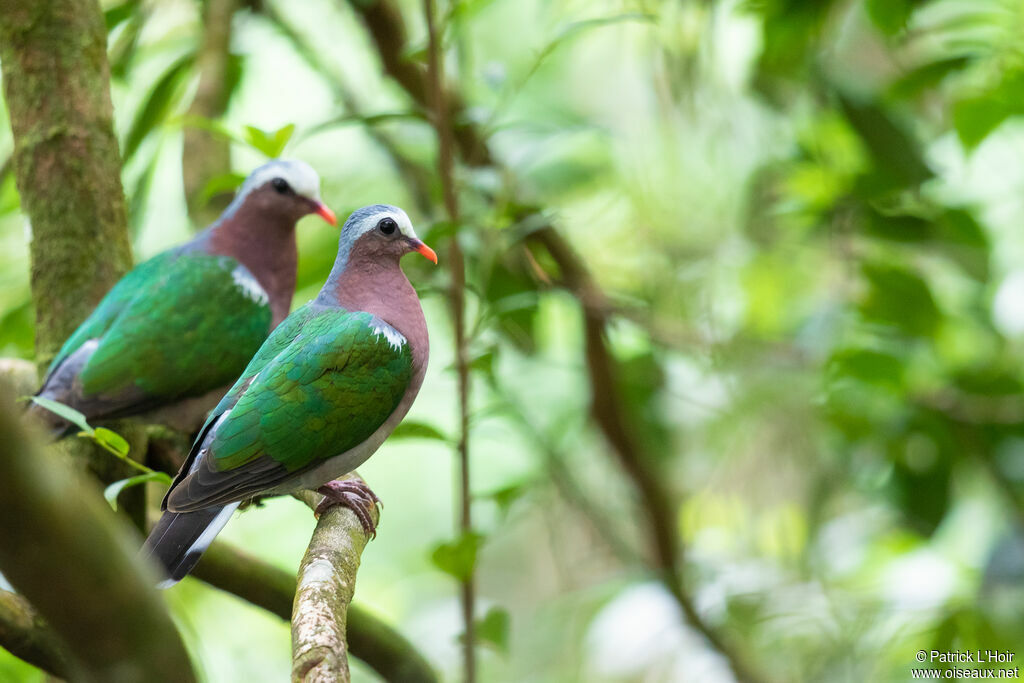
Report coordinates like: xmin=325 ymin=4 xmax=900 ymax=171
xmin=142 ymin=503 xmax=239 ymax=588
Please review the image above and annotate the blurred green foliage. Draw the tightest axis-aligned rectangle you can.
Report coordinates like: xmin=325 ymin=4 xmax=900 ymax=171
xmin=2 ymin=0 xmax=1024 ymax=681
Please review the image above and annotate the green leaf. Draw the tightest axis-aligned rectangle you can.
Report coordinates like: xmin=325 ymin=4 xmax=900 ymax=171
xmin=482 ymin=481 xmax=529 ymax=517
xmin=886 ymin=413 xmax=954 ymax=536
xmin=860 ymin=263 xmax=939 ymax=337
xmin=468 ymin=350 xmax=497 ymax=381
xmin=104 ymin=472 xmax=172 ymax=511
xmin=0 ymin=159 xmax=19 ymax=215
xmin=934 ymin=208 xmax=990 ymax=280
xmin=864 ymin=208 xmax=931 ymax=243
xmin=400 ymin=43 xmax=429 ymax=65
xmin=0 ymin=301 xmax=33 ymax=356
xmin=243 ymin=124 xmax=295 ymax=157
xmin=128 ymin=156 xmax=159 ymax=236
xmin=887 ymin=57 xmax=970 ymax=100
xmin=108 ymin=10 xmax=144 ymax=80
xmin=123 ymin=53 xmax=196 ymax=161
xmin=430 ymin=532 xmax=484 ymax=581
xmin=390 ymin=421 xmax=450 ymax=442
xmin=952 ymin=73 xmax=1024 ymax=151
xmin=104 ymin=0 xmax=140 ymax=31
xmin=179 ymin=114 xmax=239 ymax=141
xmin=29 ymin=397 xmax=93 ymax=434
xmin=474 ymin=607 xmax=510 ymax=654
xmin=424 ymin=220 xmax=460 ymax=242
xmin=863 ymin=206 xmax=989 ymax=280
xmin=829 ymin=348 xmax=905 ymax=389
xmin=838 ymin=93 xmax=932 ymax=192
xmin=271 ymin=124 xmax=296 ymax=155
xmin=484 ymin=259 xmax=540 ymax=352
xmin=953 ymin=96 xmax=1010 ymax=151
xmin=93 ymin=427 xmax=130 ymax=458
xmin=303 ymin=111 xmax=428 ymax=141
xmin=865 ymin=0 xmax=913 ymax=36
xmin=749 ymin=1 xmax=837 ymax=103
xmin=223 ymin=53 xmax=245 ymax=105
xmin=199 ymin=172 xmax=247 ymax=206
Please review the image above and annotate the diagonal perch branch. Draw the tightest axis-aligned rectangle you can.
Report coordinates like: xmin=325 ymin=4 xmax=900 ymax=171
xmin=192 ymin=539 xmax=437 ymax=683
xmin=291 ymin=475 xmax=380 ymax=683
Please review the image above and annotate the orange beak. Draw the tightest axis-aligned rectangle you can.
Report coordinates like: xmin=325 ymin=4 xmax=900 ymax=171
xmin=313 ymin=201 xmax=337 ymax=226
xmin=410 ymin=239 xmax=438 ymax=264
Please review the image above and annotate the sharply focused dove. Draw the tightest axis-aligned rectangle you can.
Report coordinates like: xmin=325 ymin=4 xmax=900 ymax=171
xmin=29 ymin=159 xmax=336 ymax=433
xmin=143 ymin=204 xmax=437 ymax=586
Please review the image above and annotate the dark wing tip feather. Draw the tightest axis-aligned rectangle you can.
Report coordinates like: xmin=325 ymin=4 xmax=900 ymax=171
xmin=141 ymin=505 xmax=237 ymax=587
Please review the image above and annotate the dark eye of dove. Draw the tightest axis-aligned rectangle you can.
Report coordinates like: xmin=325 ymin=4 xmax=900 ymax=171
xmin=378 ymin=217 xmax=398 ymax=235
xmin=271 ymin=177 xmax=293 ymax=195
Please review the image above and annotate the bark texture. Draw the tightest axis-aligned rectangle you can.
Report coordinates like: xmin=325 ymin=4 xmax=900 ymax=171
xmin=193 ymin=540 xmax=437 ymax=683
xmin=0 ymin=0 xmax=152 ymax=530
xmin=0 ymin=0 xmax=133 ymax=367
xmin=183 ymin=0 xmax=238 ymax=225
xmin=0 ymin=590 xmax=69 ymax=678
xmin=291 ymin=477 xmax=379 ymax=683
xmin=0 ymin=384 xmax=195 ymax=682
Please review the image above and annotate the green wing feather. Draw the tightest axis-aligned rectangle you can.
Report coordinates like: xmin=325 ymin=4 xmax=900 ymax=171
xmin=165 ymin=303 xmax=412 ymax=511
xmin=47 ymin=253 xmax=169 ymax=375
xmin=48 ymin=249 xmax=272 ymax=402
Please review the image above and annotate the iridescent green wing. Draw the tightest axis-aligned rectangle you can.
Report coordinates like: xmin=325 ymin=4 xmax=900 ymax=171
xmin=165 ymin=306 xmax=412 ymax=511
xmin=55 ymin=249 xmax=272 ymax=403
xmin=198 ymin=302 xmax=320 ymax=430
xmin=46 ymin=252 xmax=171 ymax=376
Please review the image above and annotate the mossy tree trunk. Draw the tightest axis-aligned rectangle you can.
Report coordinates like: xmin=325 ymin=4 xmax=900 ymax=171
xmin=0 ymin=0 xmax=134 ymax=368
xmin=0 ymin=0 xmax=147 ymax=527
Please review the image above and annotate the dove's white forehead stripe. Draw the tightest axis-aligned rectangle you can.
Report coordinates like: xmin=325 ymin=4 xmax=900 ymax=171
xmin=351 ymin=209 xmax=417 ymax=240
xmin=238 ymin=159 xmax=322 ymax=201
xmin=328 ymin=204 xmax=418 ymax=273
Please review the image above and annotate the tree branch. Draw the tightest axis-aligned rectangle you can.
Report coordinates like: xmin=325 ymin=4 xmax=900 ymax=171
xmin=291 ymin=475 xmax=380 ymax=683
xmin=193 ymin=542 xmax=297 ymax=619
xmin=192 ymin=540 xmax=437 ymax=683
xmin=260 ymin=4 xmax=434 ymax=214
xmin=527 ymin=225 xmax=766 ymax=683
xmin=342 ymin=0 xmax=491 ymax=166
xmin=0 ymin=590 xmax=69 ymax=678
xmin=0 ymin=384 xmax=195 ymax=682
xmin=334 ymin=3 xmax=765 ymax=679
xmin=183 ymin=0 xmax=239 ymax=225
xmin=421 ymin=1 xmax=477 ymax=679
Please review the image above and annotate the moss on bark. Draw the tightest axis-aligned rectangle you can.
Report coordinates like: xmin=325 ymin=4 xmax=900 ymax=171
xmin=0 ymin=589 xmax=69 ymax=677
xmin=0 ymin=0 xmax=133 ymax=367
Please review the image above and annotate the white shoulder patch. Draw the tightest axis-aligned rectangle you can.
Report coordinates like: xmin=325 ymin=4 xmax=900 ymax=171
xmin=231 ymin=265 xmax=269 ymax=305
xmin=369 ymin=317 xmax=406 ymax=351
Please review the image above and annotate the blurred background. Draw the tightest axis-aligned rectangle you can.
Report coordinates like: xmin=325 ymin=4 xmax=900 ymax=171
xmin=3 ymin=0 xmax=1024 ymax=680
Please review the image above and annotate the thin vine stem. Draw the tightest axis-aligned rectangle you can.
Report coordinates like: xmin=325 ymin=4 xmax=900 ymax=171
xmin=423 ymin=0 xmax=476 ymax=680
